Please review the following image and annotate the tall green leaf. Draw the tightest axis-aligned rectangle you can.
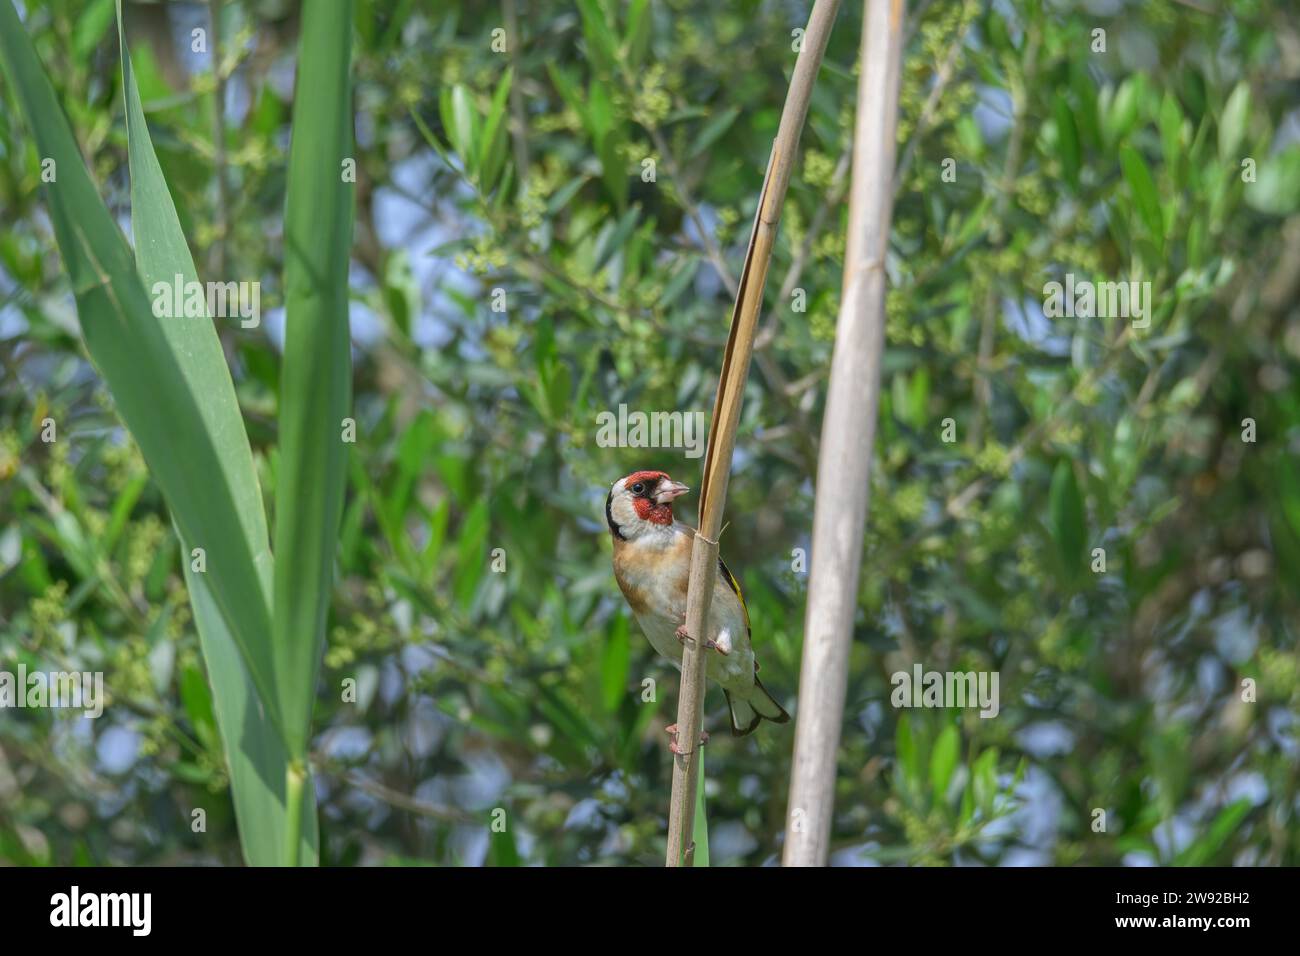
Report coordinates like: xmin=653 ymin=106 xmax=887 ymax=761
xmin=183 ymin=538 xmax=319 ymax=865
xmin=116 ymin=2 xmax=316 ymax=865
xmin=272 ymin=0 xmax=356 ymax=761
xmin=0 ymin=0 xmax=282 ymax=734
xmin=692 ymin=750 xmax=709 ymax=867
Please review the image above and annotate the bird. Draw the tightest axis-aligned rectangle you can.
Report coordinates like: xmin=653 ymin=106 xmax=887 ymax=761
xmin=606 ymin=469 xmax=790 ymax=751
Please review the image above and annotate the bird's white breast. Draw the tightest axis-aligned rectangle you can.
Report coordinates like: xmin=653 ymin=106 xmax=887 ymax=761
xmin=614 ymin=522 xmax=756 ymax=693
xmin=634 ymin=588 xmax=754 ymax=694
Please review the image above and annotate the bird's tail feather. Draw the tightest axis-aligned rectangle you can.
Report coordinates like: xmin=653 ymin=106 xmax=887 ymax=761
xmin=724 ymin=677 xmax=791 ymax=737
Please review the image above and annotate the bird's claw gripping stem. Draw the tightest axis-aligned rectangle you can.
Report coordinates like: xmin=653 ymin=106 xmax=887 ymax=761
xmin=675 ymin=624 xmax=720 ymax=652
xmin=664 ymin=723 xmax=709 ymax=756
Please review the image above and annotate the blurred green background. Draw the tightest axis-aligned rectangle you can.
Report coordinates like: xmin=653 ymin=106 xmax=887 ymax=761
xmin=1 ymin=0 xmax=1298 ymax=865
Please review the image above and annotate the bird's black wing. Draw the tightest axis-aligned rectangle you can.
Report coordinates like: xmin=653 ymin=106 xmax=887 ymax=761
xmin=717 ymin=555 xmax=751 ymax=638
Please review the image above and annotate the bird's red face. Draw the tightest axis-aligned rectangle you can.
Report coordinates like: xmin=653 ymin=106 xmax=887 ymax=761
xmin=605 ymin=470 xmax=691 ymax=539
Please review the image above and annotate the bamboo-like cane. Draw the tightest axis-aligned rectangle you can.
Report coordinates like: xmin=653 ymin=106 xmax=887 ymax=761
xmin=783 ymin=0 xmax=905 ymax=867
xmin=664 ymin=0 xmax=842 ymax=868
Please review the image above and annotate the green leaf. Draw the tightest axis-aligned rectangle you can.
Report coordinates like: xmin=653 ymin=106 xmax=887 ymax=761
xmin=179 ymin=662 xmax=217 ymax=743
xmin=1120 ymin=145 xmax=1164 ymax=249
xmin=585 ymin=82 xmax=626 ymax=210
xmin=583 ymin=80 xmax=612 ymax=143
xmin=73 ymin=0 xmax=116 ymax=58
xmin=953 ymin=196 xmax=993 ymax=246
xmin=958 ymin=775 xmax=975 ymax=825
xmin=421 ymin=497 xmax=451 ymax=578
xmin=972 ymin=747 xmax=999 ymax=814
xmin=1217 ymin=81 xmax=1251 ymax=161
xmin=1069 ymin=61 xmax=1101 ymax=150
xmin=114 ymin=1 xmax=316 ymax=864
xmin=1104 ymin=76 xmax=1143 ymax=148
xmin=547 ymin=173 xmax=589 ymax=214
xmin=1244 ymin=146 xmax=1300 ymax=216
xmin=955 ymin=114 xmax=983 ymax=158
xmin=185 ymin=535 xmax=319 ymax=865
xmin=0 ymin=1 xmax=281 ymax=734
xmin=689 ymin=106 xmax=741 ymax=160
xmin=599 ymin=615 xmax=630 ymax=712
xmin=577 ymin=0 xmax=619 ymax=75
xmin=1159 ymin=92 xmax=1184 ymax=187
xmin=487 ymin=817 xmax=521 ymax=866
xmin=453 ymin=498 xmax=490 ymax=607
xmin=597 ymin=146 xmax=627 ymax=211
xmin=1052 ymin=95 xmax=1080 ymax=189
xmin=1049 ymin=460 xmax=1086 ymax=579
xmin=929 ymin=723 xmax=959 ymax=802
xmin=478 ymin=68 xmax=513 ymax=192
xmin=450 ymin=84 xmax=478 ymax=172
xmin=594 ymin=203 xmax=641 ymax=270
xmin=383 ymin=249 xmax=418 ymax=338
xmin=546 ymin=63 xmax=584 ymax=118
xmin=691 ymin=750 xmax=710 ymax=867
xmin=272 ymin=0 xmax=355 ymax=760
xmin=624 ymin=0 xmax=651 ymax=66
xmin=1177 ymin=799 xmax=1252 ymax=866
xmin=906 ymin=367 xmax=930 ymax=429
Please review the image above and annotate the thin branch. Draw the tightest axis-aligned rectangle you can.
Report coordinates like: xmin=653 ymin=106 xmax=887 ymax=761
xmin=784 ymin=0 xmax=906 ymax=868
xmin=664 ymin=0 xmax=843 ymax=867
xmin=315 ymin=757 xmax=474 ymax=823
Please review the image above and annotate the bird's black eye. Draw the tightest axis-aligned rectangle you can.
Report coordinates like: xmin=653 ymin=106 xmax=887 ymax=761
xmin=631 ymin=482 xmax=644 ymax=495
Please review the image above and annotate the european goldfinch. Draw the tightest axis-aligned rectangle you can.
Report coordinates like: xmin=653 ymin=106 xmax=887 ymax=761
xmin=606 ymin=469 xmax=790 ymax=747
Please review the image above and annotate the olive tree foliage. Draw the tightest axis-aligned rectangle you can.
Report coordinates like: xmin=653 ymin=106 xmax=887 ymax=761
xmin=0 ymin=0 xmax=1296 ymax=865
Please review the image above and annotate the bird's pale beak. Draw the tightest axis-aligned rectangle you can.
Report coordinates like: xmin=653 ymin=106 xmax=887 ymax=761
xmin=654 ymin=480 xmax=690 ymax=504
